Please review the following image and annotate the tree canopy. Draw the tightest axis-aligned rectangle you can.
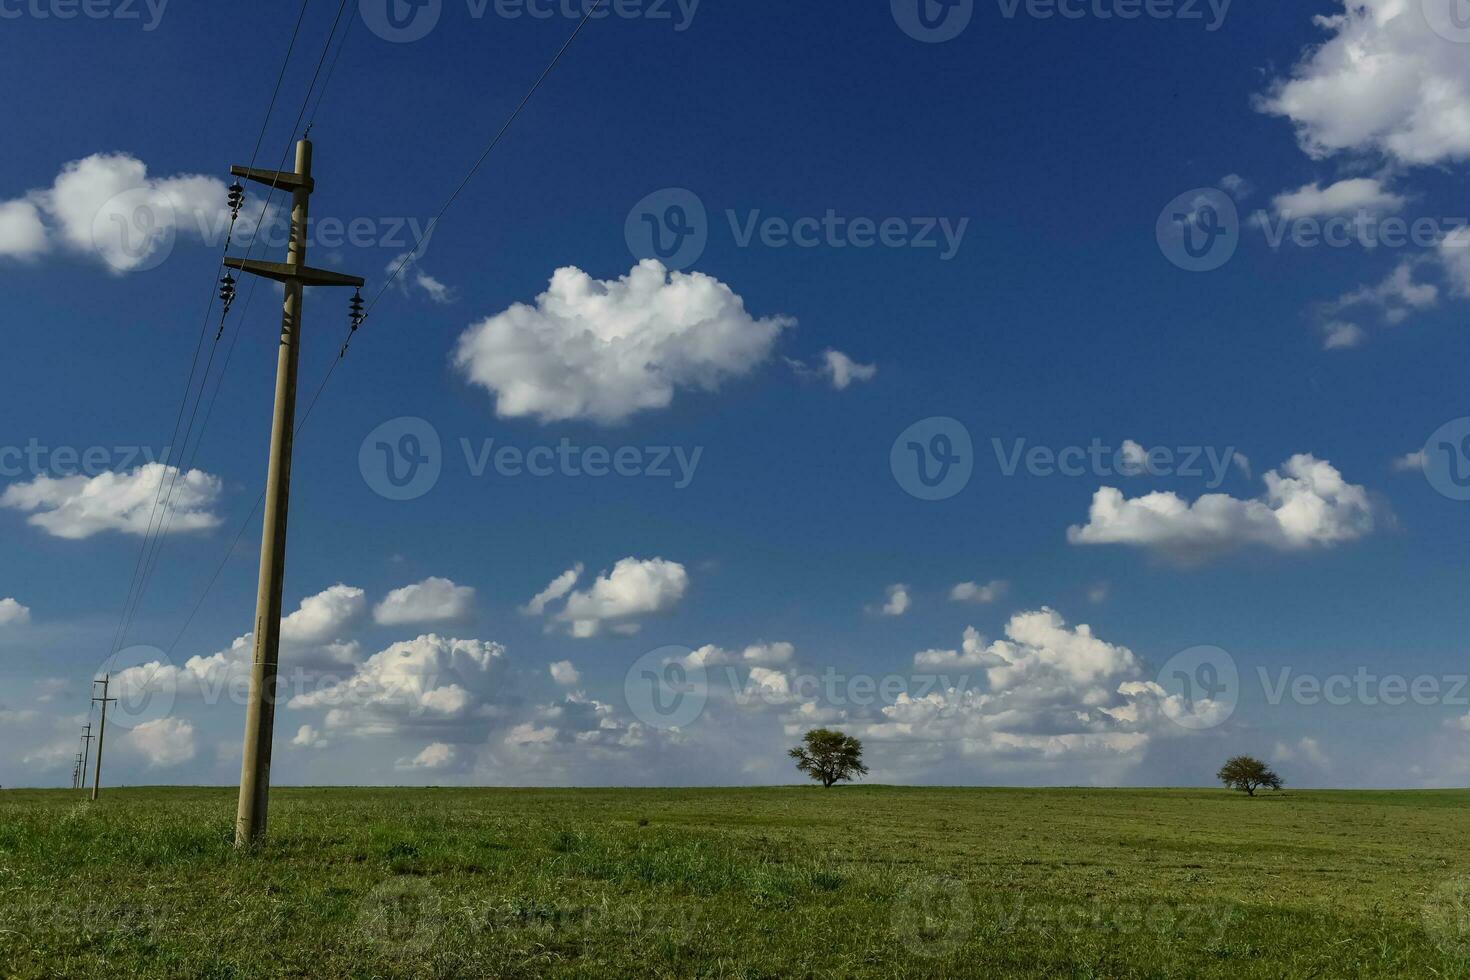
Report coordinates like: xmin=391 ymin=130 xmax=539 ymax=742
xmin=789 ymin=729 xmax=868 ymax=788
xmin=1217 ymin=756 xmax=1283 ymax=796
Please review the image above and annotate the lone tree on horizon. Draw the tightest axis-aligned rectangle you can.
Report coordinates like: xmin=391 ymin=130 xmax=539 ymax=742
xmin=790 ymin=728 xmax=868 ymax=788
xmin=1217 ymin=755 xmax=1283 ymax=796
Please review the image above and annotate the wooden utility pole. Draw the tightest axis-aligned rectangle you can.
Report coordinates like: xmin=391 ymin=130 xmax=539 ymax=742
xmin=225 ymin=138 xmax=363 ymax=848
xmin=90 ymin=677 xmax=115 ymax=801
xmin=80 ymin=722 xmax=93 ymax=788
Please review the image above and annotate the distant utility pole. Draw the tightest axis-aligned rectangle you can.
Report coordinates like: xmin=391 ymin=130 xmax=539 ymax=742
xmin=90 ymin=676 xmax=115 ymax=801
xmin=79 ymin=724 xmax=95 ymax=795
xmin=72 ymin=753 xmax=82 ymax=790
xmin=80 ymin=722 xmax=94 ymax=788
xmin=225 ymin=138 xmax=364 ymax=848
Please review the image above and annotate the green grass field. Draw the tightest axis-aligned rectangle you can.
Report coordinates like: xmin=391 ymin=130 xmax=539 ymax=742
xmin=2 ymin=786 xmax=1468 ymax=978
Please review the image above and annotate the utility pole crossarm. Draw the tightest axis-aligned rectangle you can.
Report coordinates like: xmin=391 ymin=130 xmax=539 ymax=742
xmin=224 ymin=257 xmax=364 ymax=289
xmin=230 ymin=165 xmax=313 ymax=194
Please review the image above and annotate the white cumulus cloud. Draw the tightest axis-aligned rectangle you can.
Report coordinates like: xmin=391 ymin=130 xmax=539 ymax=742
xmin=1394 ymin=449 xmax=1428 ymax=472
xmin=386 ymin=252 xmax=455 ymax=304
xmin=523 ymin=564 xmax=583 ymax=616
xmin=549 ymin=660 xmax=581 ymax=686
xmin=373 ymin=577 xmax=476 ymax=626
xmin=914 ymin=627 xmax=999 ymax=670
xmin=949 ymin=580 xmax=1007 ymax=604
xmin=679 ymin=641 xmax=796 ymax=669
xmin=125 ymin=717 xmax=197 ymax=768
xmin=555 ymin=557 xmax=689 ymax=638
xmin=0 ymin=153 xmax=227 ymax=271
xmin=502 ymin=691 xmax=653 ymax=755
xmin=284 ymin=584 xmax=366 ymax=645
xmin=836 ymin=610 xmax=1199 ymax=777
xmin=292 ymin=724 xmax=327 ymax=749
xmin=1270 ymin=178 xmax=1405 ymax=218
xmin=1274 ymin=736 xmax=1331 ymax=768
xmin=1322 ymin=321 xmax=1367 ymax=350
xmin=289 ymin=634 xmax=507 ymax=738
xmin=1315 ymin=259 xmax=1439 ymax=346
xmin=1440 ymin=225 xmax=1470 ymax=296
xmin=1259 ymin=1 xmax=1470 ymax=166
xmin=875 ymin=584 xmax=911 ymax=617
xmin=399 ymin=742 xmax=456 ymax=770
xmin=820 ymin=349 xmax=877 ymax=389
xmin=453 ymin=260 xmax=793 ymax=425
xmin=111 ymin=585 xmax=369 ymax=705
xmin=1068 ymin=455 xmax=1374 ymax=560
xmin=0 ymin=199 xmax=47 ymax=259
xmin=0 ymin=598 xmax=30 ymax=627
xmin=0 ymin=463 xmax=222 ymax=540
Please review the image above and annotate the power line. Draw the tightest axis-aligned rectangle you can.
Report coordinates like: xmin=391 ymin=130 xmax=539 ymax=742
xmin=113 ymin=0 xmax=357 ymax=659
xmin=352 ymin=0 xmax=609 ymax=349
xmin=125 ymin=0 xmax=355 ymax=618
xmin=304 ymin=6 xmax=355 ymax=137
xmin=104 ymin=0 xmax=315 ymax=664
xmin=160 ymin=0 xmax=608 ymax=665
xmin=177 ymin=0 xmax=359 ymax=486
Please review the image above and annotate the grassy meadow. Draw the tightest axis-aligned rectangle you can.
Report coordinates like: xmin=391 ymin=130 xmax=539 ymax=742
xmin=1 ymin=786 xmax=1468 ymax=978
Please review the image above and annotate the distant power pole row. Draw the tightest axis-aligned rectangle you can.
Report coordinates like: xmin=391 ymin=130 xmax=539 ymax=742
xmin=66 ymin=689 xmax=103 ymax=794
xmin=69 ymin=709 xmax=96 ymax=793
xmin=80 ymin=721 xmax=93 ymax=783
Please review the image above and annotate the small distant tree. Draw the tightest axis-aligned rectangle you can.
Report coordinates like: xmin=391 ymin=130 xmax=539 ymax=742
xmin=790 ymin=728 xmax=868 ymax=788
xmin=1217 ymin=756 xmax=1283 ymax=796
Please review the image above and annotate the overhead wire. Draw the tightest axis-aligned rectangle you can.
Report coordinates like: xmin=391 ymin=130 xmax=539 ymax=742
xmin=103 ymin=0 xmax=315 ymax=666
xmin=163 ymin=0 xmax=608 ymax=656
xmin=115 ymin=0 xmax=357 ymax=657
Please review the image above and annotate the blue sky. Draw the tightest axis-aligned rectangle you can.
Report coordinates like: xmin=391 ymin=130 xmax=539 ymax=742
xmin=3 ymin=0 xmax=1470 ymax=789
